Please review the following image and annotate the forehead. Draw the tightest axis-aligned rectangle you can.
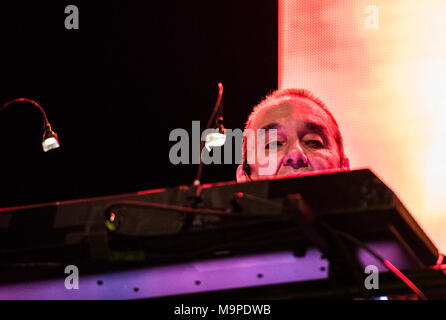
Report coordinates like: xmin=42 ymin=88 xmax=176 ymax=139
xmin=250 ymin=96 xmax=336 ymax=133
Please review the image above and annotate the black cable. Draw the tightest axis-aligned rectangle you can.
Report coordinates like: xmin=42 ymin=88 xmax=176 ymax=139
xmin=321 ymin=222 xmax=428 ymax=300
xmin=0 ymin=225 xmax=301 ymax=268
xmin=317 ymin=222 xmax=369 ymax=298
xmin=228 ymin=193 xmax=428 ymax=299
xmin=105 ymin=200 xmax=229 ymax=217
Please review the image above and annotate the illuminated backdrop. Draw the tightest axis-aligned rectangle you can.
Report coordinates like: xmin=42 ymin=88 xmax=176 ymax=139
xmin=279 ymin=0 xmax=446 ymax=251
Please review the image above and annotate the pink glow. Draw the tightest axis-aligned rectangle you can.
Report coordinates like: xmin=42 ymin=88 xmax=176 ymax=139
xmin=279 ymin=0 xmax=446 ymax=252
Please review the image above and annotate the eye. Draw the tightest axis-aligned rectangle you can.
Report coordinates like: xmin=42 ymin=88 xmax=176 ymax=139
xmin=304 ymin=139 xmax=324 ymax=149
xmin=265 ymin=141 xmax=283 ymax=149
xmin=302 ymin=133 xmax=325 ymax=149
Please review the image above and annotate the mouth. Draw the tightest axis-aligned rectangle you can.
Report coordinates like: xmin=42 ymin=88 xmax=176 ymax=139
xmin=276 ymin=166 xmax=313 ymax=177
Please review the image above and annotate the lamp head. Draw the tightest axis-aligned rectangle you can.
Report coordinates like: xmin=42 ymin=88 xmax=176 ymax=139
xmin=1 ymin=98 xmax=61 ymax=153
xmin=42 ymin=126 xmax=60 ymax=152
xmin=204 ymin=116 xmax=226 ymax=151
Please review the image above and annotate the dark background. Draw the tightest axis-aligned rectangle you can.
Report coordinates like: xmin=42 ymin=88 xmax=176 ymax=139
xmin=0 ymin=1 xmax=277 ymax=207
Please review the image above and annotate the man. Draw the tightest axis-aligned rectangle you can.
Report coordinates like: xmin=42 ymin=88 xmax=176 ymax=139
xmin=233 ymin=90 xmax=423 ymax=300
xmin=236 ymin=88 xmax=349 ymax=182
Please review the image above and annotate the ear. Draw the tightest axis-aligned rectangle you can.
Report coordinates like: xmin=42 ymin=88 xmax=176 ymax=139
xmin=341 ymin=157 xmax=350 ymax=170
xmin=236 ymin=164 xmax=248 ymax=182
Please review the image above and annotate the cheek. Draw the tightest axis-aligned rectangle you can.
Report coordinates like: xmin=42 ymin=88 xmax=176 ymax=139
xmin=253 ymin=143 xmax=283 ymax=164
xmin=307 ymin=150 xmax=340 ymax=169
xmin=250 ymin=149 xmax=284 ymax=176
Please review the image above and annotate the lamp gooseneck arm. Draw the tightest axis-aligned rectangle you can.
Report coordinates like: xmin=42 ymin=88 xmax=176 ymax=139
xmin=194 ymin=83 xmax=224 ymax=186
xmin=1 ymin=98 xmax=60 ymax=152
xmin=1 ymin=98 xmax=51 ymax=130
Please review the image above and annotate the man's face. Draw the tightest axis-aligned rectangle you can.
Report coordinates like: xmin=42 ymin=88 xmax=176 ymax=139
xmin=237 ymin=96 xmax=348 ymax=181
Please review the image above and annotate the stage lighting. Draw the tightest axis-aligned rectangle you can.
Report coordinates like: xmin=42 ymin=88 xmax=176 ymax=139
xmin=1 ymin=98 xmax=60 ymax=152
xmin=194 ymin=83 xmax=224 ymax=185
xmin=204 ymin=116 xmax=226 ymax=151
xmin=42 ymin=125 xmax=60 ymax=152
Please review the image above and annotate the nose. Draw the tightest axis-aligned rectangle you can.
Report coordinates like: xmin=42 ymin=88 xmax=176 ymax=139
xmin=283 ymin=141 xmax=308 ymax=170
